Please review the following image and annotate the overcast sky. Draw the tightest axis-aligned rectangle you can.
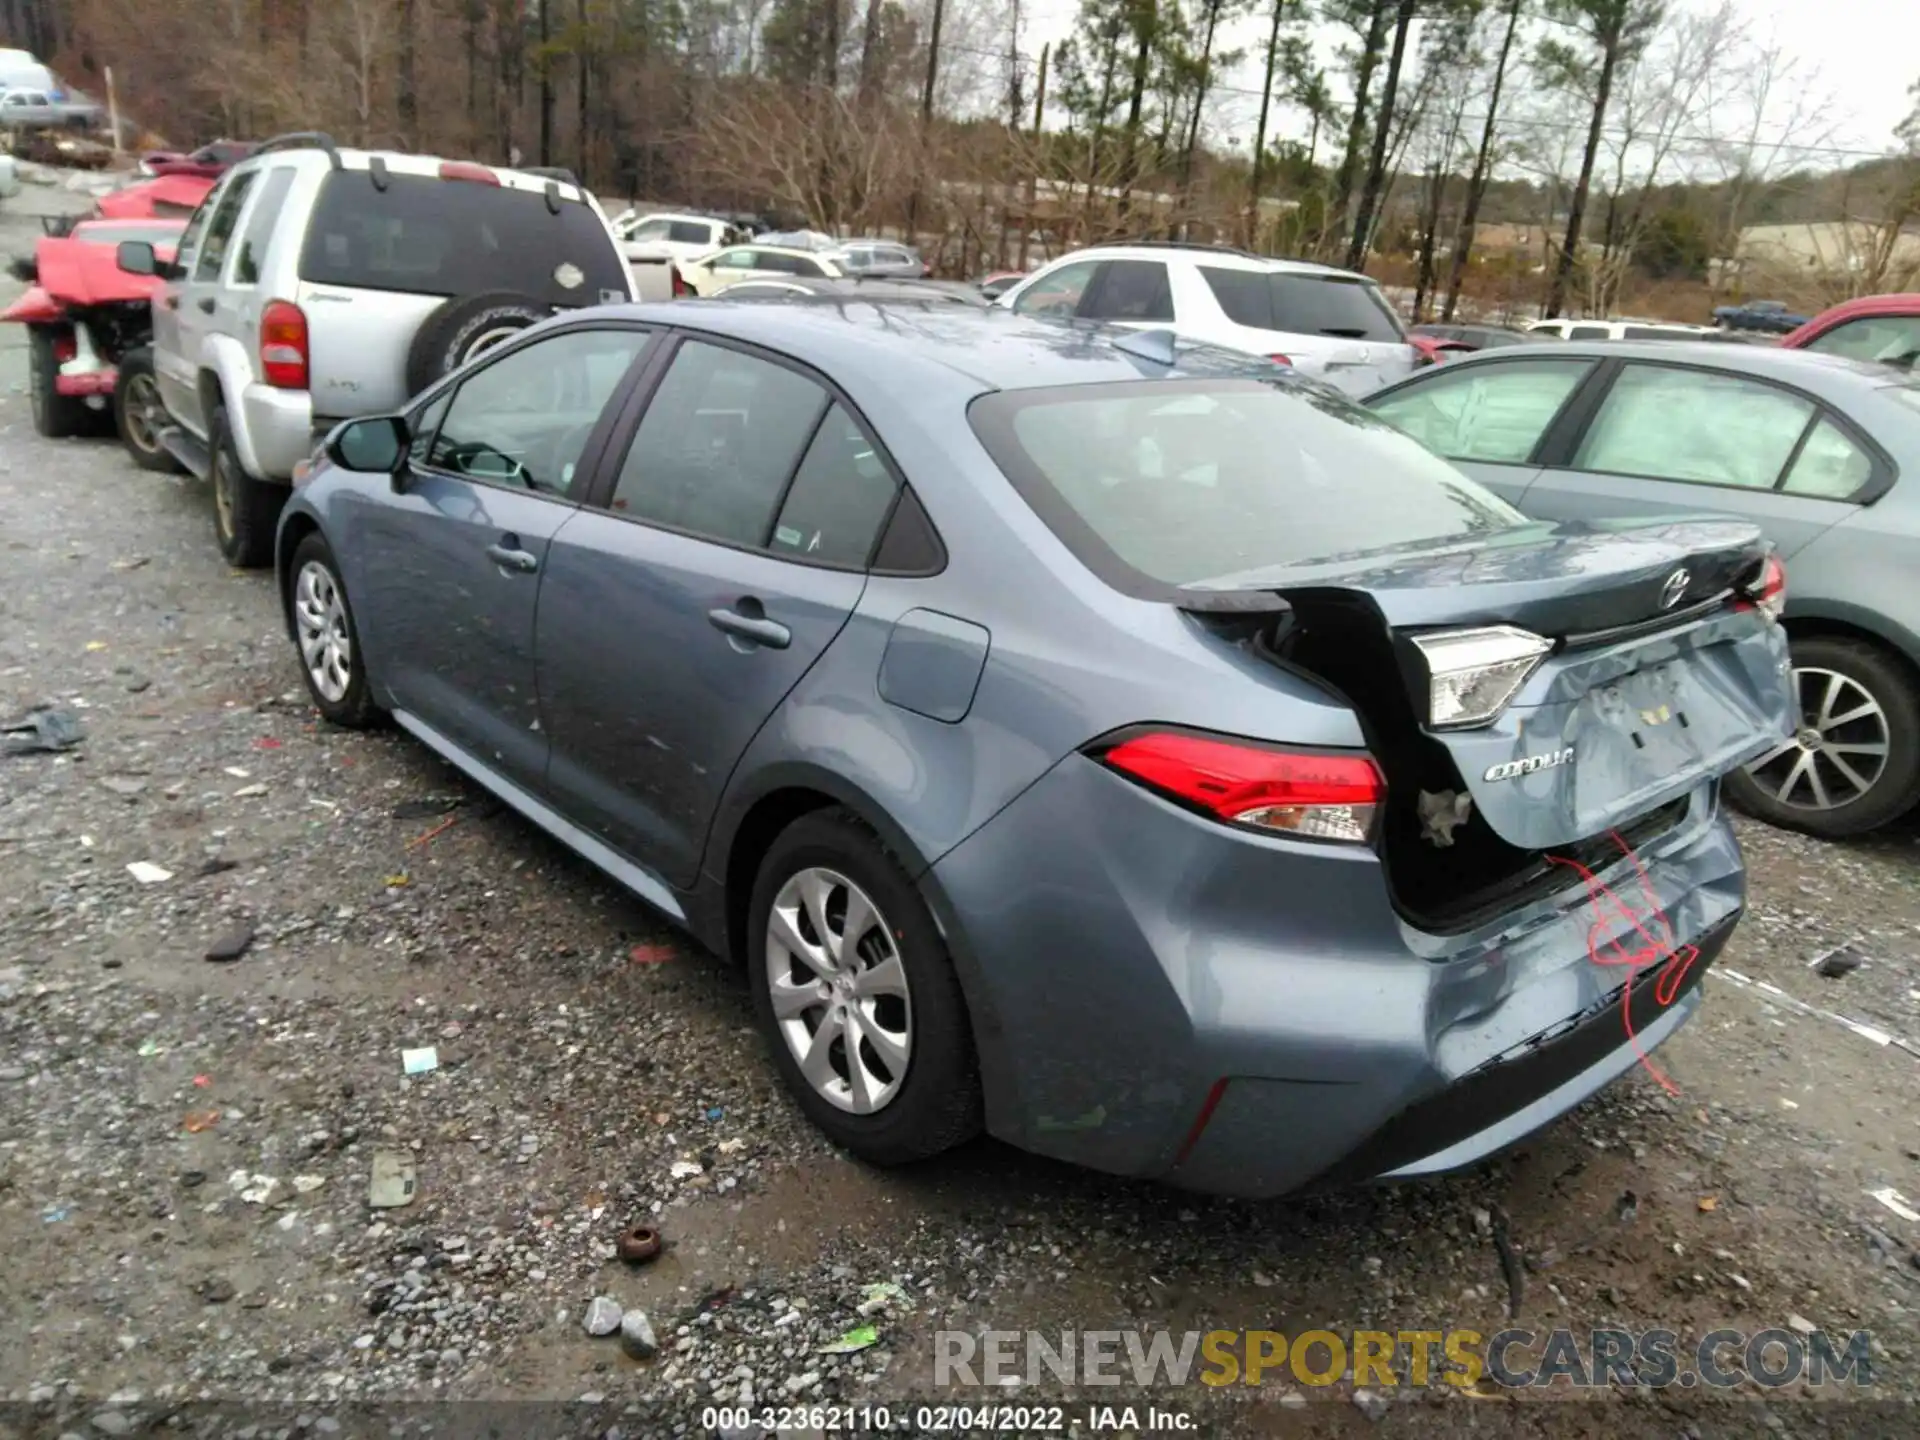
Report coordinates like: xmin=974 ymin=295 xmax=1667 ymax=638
xmin=1017 ymin=0 xmax=1916 ymax=165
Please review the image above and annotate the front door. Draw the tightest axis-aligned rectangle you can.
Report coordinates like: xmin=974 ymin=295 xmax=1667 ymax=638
xmin=341 ymin=325 xmax=655 ymax=794
xmin=1520 ymin=361 xmax=1873 ymax=559
xmin=149 ymin=174 xmax=232 ymax=428
xmin=539 ymin=337 xmax=900 ymax=885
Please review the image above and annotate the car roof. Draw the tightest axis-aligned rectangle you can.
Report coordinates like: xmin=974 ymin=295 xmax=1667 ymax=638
xmin=721 ymin=244 xmax=832 ymax=260
xmin=236 ymin=146 xmax=592 ymax=204
xmin=1802 ymin=293 xmax=1920 ymax=322
xmin=1057 ymin=243 xmax=1367 ymax=280
xmin=1431 ymin=337 xmax=1901 ymax=388
xmin=610 ymin=300 xmax=1279 ymax=394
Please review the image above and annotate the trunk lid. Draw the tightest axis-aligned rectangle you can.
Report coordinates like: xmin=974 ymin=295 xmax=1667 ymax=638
xmin=1185 ymin=517 xmax=1794 ymax=853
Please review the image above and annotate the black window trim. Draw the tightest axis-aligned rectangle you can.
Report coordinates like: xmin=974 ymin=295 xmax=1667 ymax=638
xmin=575 ymin=328 xmax=947 ymax=577
xmin=1537 ymin=355 xmax=1897 ymax=505
xmin=228 ymin=165 xmax=296 ymax=289
xmin=193 ymin=168 xmax=259 ymax=284
xmin=402 ymin=316 xmax=662 ymax=506
xmin=1365 ymin=353 xmax=1601 ymax=470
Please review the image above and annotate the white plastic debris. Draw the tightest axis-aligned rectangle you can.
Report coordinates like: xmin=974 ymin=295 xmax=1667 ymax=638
xmin=292 ymin=1175 xmax=325 ymax=1194
xmin=368 ymin=1151 xmax=417 ymax=1209
xmin=126 ymin=861 xmax=172 ymax=884
xmin=669 ymin=1160 xmax=703 ymax=1179
xmin=400 ymin=1047 xmax=439 ymax=1075
xmin=1867 ymin=1187 xmax=1920 ymax=1223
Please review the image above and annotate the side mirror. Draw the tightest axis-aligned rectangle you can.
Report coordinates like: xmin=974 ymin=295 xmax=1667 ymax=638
xmin=325 ymin=415 xmax=411 ymax=480
xmin=116 ymin=240 xmax=156 ymax=276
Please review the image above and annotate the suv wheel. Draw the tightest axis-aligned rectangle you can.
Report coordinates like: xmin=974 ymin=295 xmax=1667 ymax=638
xmin=28 ymin=325 xmax=89 ymax=439
xmin=747 ymin=808 xmax=982 ymax=1165
xmin=115 ymin=348 xmax=181 ymax=472
xmin=1725 ymin=636 xmax=1920 ymax=838
xmin=209 ymin=401 xmax=284 ymax=569
xmin=404 ymin=291 xmax=552 ymax=394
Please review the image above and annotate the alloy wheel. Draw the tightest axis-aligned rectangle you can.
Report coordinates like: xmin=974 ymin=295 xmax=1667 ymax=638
xmin=1745 ymin=666 xmax=1890 ymax=812
xmin=765 ymin=867 xmax=913 ymax=1115
xmin=293 ymin=560 xmax=353 ymax=703
xmin=122 ymin=373 xmax=165 ymax=454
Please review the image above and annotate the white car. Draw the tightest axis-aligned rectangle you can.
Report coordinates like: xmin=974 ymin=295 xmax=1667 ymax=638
xmin=994 ymin=242 xmax=1418 ymax=396
xmin=1525 ymin=318 xmax=1720 ymax=341
xmin=679 ymin=244 xmax=845 ymax=297
xmin=609 ymin=209 xmax=743 ymax=264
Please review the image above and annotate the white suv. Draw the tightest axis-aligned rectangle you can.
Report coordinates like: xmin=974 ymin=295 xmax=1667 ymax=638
xmin=117 ymin=134 xmax=632 ymax=567
xmin=995 ymin=242 xmax=1417 ymax=396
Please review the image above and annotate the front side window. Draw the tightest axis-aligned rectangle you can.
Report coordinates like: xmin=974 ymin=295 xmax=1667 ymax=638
xmin=711 ymin=249 xmax=756 ymax=270
xmin=971 ymin=377 xmax=1523 ymax=593
xmin=425 ymin=328 xmax=650 ymax=496
xmin=1803 ymin=314 xmax=1920 ymax=369
xmin=609 ymin=341 xmax=829 ymax=547
xmin=668 ymin=220 xmax=713 ymax=245
xmin=1370 ymin=359 xmax=1591 ymax=464
xmin=231 ymin=167 xmax=295 ymax=286
xmin=193 ymin=169 xmax=258 ymax=282
xmin=1568 ymin=324 xmax=1609 ymax=340
xmin=1573 ymin=364 xmax=1814 ymax=489
xmin=1012 ymin=260 xmax=1099 ymax=317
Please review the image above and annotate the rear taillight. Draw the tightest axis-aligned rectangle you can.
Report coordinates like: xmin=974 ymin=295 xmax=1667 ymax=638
xmin=1268 ymin=353 xmax=1292 ymax=366
xmin=260 ymin=300 xmax=309 ymax=389
xmin=671 ymin=265 xmax=691 ymax=299
xmin=1736 ymin=553 xmax=1786 ymax=624
xmin=439 ymin=161 xmax=500 ymax=185
xmin=1410 ymin=625 xmax=1554 ymax=730
xmin=1096 ymin=730 xmax=1384 ymax=844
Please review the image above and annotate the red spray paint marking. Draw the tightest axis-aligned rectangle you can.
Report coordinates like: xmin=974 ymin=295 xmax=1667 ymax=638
xmin=1545 ymin=829 xmax=1700 ymax=1097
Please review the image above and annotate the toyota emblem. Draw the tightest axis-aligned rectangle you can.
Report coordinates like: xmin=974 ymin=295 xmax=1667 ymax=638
xmin=1659 ymin=568 xmax=1690 ymax=610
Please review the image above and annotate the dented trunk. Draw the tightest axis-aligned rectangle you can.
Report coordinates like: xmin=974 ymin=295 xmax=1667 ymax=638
xmin=1185 ymin=517 xmax=1795 ymax=928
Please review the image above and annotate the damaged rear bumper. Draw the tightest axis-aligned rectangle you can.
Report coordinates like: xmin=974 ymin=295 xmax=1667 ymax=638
xmin=926 ymin=754 xmax=1744 ymax=1199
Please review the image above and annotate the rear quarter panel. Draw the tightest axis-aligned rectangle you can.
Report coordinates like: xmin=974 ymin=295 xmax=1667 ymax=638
xmin=1786 ymin=493 xmax=1920 ymax=669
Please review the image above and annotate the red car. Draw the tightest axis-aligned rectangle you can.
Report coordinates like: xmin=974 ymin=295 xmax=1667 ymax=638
xmin=1406 ymin=333 xmax=1475 ymax=366
xmin=1778 ymin=293 xmax=1920 ymax=370
xmin=3 ymin=216 xmax=188 ymax=460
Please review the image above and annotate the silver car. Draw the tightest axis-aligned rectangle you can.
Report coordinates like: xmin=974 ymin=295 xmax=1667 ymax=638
xmin=1368 ymin=341 xmax=1920 ymax=837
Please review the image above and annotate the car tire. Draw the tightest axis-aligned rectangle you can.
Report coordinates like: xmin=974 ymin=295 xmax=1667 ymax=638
xmin=404 ymin=291 xmax=552 ymax=395
xmin=748 ymin=807 xmax=982 ymax=1166
xmin=209 ymin=400 xmax=284 ymax=569
xmin=1725 ymin=636 xmax=1920 ymax=839
xmin=28 ymin=325 xmax=89 ymax=439
xmin=114 ymin=347 xmax=181 ymax=472
xmin=287 ymin=532 xmax=379 ymax=728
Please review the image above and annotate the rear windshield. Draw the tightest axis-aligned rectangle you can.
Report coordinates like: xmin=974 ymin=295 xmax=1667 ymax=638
xmin=970 ymin=378 xmax=1522 ymax=596
xmin=297 ymin=172 xmax=627 ymax=306
xmin=1199 ymin=267 xmax=1405 ymax=342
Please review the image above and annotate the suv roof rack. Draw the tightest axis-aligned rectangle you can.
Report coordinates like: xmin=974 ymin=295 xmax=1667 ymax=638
xmin=1103 ymin=237 xmax=1329 ymax=268
xmin=252 ymin=131 xmax=343 ymax=170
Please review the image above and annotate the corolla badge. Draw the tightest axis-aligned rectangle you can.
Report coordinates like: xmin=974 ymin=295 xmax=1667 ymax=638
xmin=1659 ymin=568 xmax=1690 ymax=610
xmin=1484 ymin=747 xmax=1575 ymax=782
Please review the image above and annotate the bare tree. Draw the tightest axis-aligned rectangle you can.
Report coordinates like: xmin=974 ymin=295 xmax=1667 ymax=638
xmin=1443 ymin=0 xmax=1525 ymax=321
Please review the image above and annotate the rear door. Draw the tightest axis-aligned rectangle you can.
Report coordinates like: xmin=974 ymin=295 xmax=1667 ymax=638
xmin=538 ymin=336 xmax=893 ymax=886
xmin=150 ymin=177 xmax=226 ymax=425
xmin=1521 ymin=359 xmax=1880 ymax=559
xmin=1365 ymin=355 xmax=1597 ymax=505
xmin=294 ymin=167 xmax=631 ymax=415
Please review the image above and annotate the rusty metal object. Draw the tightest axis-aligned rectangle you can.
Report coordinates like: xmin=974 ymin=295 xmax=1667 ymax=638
xmin=616 ymin=1224 xmax=662 ymax=1264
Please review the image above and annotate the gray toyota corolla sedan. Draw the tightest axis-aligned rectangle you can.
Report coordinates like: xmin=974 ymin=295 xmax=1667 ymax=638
xmin=275 ymin=302 xmax=1793 ymax=1198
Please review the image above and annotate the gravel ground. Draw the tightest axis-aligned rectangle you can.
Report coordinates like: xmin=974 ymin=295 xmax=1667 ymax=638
xmin=4 ymin=204 xmax=1920 ymax=1437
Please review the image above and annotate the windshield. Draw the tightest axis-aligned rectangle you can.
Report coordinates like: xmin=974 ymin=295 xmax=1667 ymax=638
xmin=970 ymin=377 xmax=1523 ymax=595
xmin=298 ymin=172 xmax=627 ymax=305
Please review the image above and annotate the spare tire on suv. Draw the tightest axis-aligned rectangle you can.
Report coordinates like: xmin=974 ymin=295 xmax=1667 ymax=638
xmin=405 ymin=290 xmax=553 ymax=394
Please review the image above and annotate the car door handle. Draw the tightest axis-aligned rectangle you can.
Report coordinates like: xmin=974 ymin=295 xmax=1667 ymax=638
xmin=708 ymin=606 xmax=791 ymax=650
xmin=485 ymin=541 xmax=539 ymax=574
xmin=196 ymin=296 xmax=216 ymax=314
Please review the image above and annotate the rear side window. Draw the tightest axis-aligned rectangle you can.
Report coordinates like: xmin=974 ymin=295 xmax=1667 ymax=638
xmin=610 ymin=341 xmax=829 ymax=548
xmin=1200 ymin=267 xmax=1403 ymax=341
xmin=970 ymin=378 xmax=1522 ymax=595
xmin=231 ymin=167 xmax=295 ymax=286
xmin=1370 ymin=359 xmax=1591 ymax=464
xmin=1568 ymin=325 xmax=1610 ymax=340
xmin=1081 ymin=260 xmax=1174 ymax=322
xmin=297 ymin=172 xmax=627 ymax=306
xmin=1574 ymin=364 xmax=1813 ymax=488
xmin=668 ymin=220 xmax=713 ymax=245
xmin=770 ymin=403 xmax=898 ymax=566
xmin=194 ymin=169 xmax=257 ymax=282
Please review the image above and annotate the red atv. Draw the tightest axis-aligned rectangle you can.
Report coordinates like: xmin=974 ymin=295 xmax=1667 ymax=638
xmin=5 ymin=212 xmax=190 ymax=463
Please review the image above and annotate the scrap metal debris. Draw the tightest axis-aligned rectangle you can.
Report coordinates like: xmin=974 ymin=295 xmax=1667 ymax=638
xmin=2 ymin=706 xmax=85 ymax=756
xmin=1810 ymin=939 xmax=1867 ymax=979
xmin=1867 ymin=1187 xmax=1920 ymax=1223
xmin=616 ymin=1224 xmax=663 ymax=1265
xmin=1416 ymin=788 xmax=1473 ymax=847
